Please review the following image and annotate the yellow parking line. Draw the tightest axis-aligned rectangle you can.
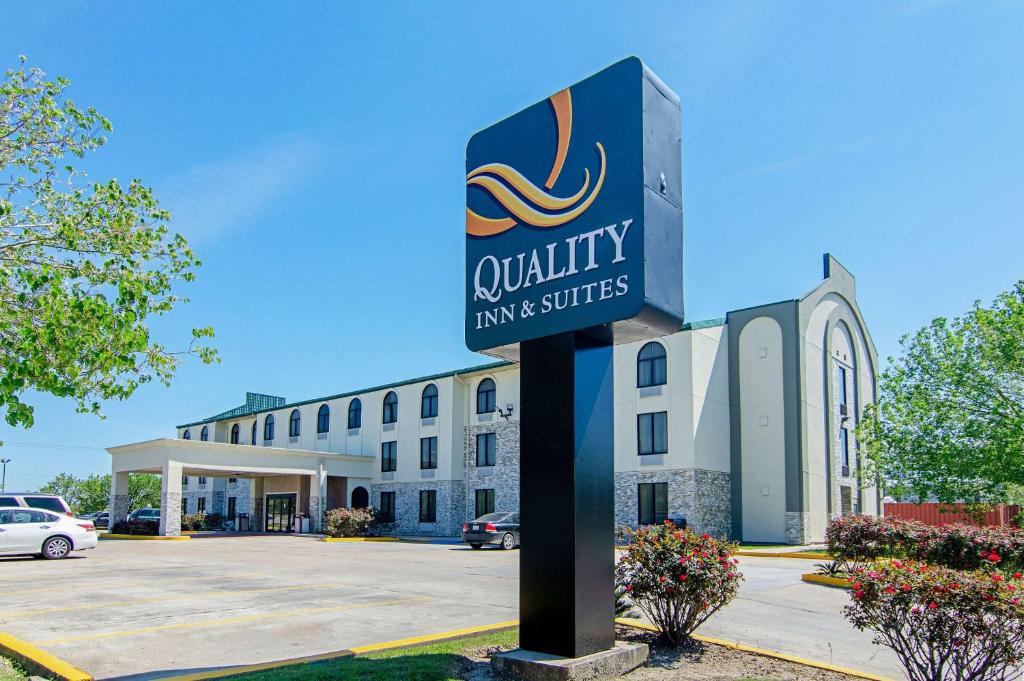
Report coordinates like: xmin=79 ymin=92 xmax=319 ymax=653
xmin=36 ymin=596 xmax=429 ymax=646
xmin=0 ymin=581 xmax=352 ymax=619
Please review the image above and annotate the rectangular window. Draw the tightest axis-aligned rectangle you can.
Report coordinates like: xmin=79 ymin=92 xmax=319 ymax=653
xmin=840 ymin=427 xmax=850 ymax=476
xmin=419 ymin=490 xmax=436 ymax=523
xmin=637 ymin=412 xmax=668 ymax=455
xmin=182 ymin=498 xmax=189 ymax=514
xmin=182 ymin=475 xmax=188 ymax=486
xmin=228 ymin=477 xmax=237 ymax=483
xmin=420 ymin=436 xmax=438 ymax=469
xmin=379 ymin=491 xmax=395 ymax=522
xmin=381 ymin=441 xmax=397 ymax=472
xmin=227 ymin=496 xmax=237 ymax=518
xmin=198 ymin=476 xmax=207 ymax=485
xmin=838 ymin=366 xmax=848 ymax=408
xmin=476 ymin=432 xmax=496 ymax=467
xmin=638 ymin=482 xmax=668 ymax=525
xmin=197 ymin=497 xmax=206 ymax=513
xmin=475 ymin=489 xmax=495 ymax=518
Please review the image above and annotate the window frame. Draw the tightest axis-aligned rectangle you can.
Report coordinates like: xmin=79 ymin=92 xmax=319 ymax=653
xmin=419 ymin=490 xmax=437 ymax=523
xmin=638 ymin=482 xmax=669 ymax=525
xmin=183 ymin=429 xmax=191 ymax=440
xmin=838 ymin=366 xmax=849 ymax=408
xmin=227 ymin=496 xmax=237 ymax=519
xmin=637 ymin=341 xmax=667 ymax=388
xmin=421 ymin=384 xmax=439 ymax=419
xmin=197 ymin=497 xmax=206 ymax=513
xmin=251 ymin=421 xmax=257 ymax=445
xmin=263 ymin=414 xmax=275 ymax=441
xmin=840 ymin=426 xmax=851 ymax=475
xmin=381 ymin=441 xmax=398 ymax=472
xmin=348 ymin=398 xmax=362 ymax=429
xmin=476 ymin=378 xmax=496 ymax=414
xmin=289 ymin=409 xmax=301 ymax=437
xmin=230 ymin=423 xmax=240 ymax=444
xmin=317 ymin=404 xmax=330 ymax=434
xmin=382 ymin=391 xmax=398 ymax=424
xmin=475 ymin=432 xmax=496 ymax=467
xmin=475 ymin=488 xmax=495 ymax=518
xmin=420 ymin=436 xmax=438 ymax=470
xmin=637 ymin=411 xmax=668 ymax=455
xmin=200 ymin=425 xmax=209 ymax=442
xmin=378 ymin=491 xmax=395 ymax=522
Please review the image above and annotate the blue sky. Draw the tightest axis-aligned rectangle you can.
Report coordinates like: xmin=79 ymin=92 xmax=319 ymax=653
xmin=3 ymin=1 xmax=1022 ymax=490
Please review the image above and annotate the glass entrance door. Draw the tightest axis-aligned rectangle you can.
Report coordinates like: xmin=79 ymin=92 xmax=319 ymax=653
xmin=265 ymin=493 xmax=296 ymax=533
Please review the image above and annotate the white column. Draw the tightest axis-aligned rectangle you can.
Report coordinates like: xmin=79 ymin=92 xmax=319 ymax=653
xmin=309 ymin=464 xmax=328 ymax=533
xmin=160 ymin=461 xmax=183 ymax=536
xmin=110 ymin=471 xmax=130 ymax=528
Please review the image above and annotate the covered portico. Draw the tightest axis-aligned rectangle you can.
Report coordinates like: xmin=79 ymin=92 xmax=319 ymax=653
xmin=107 ymin=439 xmax=375 ymax=536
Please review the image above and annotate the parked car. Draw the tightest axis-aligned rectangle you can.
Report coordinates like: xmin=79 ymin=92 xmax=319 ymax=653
xmin=128 ymin=508 xmax=161 ymax=522
xmin=0 ymin=507 xmax=97 ymax=559
xmin=78 ymin=511 xmax=109 ymax=529
xmin=0 ymin=493 xmax=72 ymax=516
xmin=462 ymin=512 xmax=520 ymax=550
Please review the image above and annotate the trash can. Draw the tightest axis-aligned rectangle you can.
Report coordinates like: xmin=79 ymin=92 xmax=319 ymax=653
xmin=237 ymin=513 xmax=250 ymax=532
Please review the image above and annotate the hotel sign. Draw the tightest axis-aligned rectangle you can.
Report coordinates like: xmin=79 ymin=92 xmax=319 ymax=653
xmin=465 ymin=57 xmax=684 ymax=358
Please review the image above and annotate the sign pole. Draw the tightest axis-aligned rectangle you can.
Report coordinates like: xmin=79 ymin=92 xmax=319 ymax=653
xmin=519 ymin=332 xmax=615 ymax=658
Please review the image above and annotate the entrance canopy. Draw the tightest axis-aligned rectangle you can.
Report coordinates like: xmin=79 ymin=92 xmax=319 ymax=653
xmin=107 ymin=438 xmax=375 ymax=535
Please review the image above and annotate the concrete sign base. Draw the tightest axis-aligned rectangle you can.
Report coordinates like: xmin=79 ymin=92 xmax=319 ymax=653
xmin=491 ymin=642 xmax=649 ymax=681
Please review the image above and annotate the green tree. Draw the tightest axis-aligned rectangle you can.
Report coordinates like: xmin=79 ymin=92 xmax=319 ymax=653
xmin=127 ymin=473 xmax=161 ymax=511
xmin=39 ymin=471 xmax=160 ymax=513
xmin=0 ymin=57 xmax=216 ymax=430
xmin=857 ymin=282 xmax=1024 ymax=504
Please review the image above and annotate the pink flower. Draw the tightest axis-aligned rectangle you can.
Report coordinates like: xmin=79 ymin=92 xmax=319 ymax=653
xmin=928 ymin=601 xmax=938 ymax=609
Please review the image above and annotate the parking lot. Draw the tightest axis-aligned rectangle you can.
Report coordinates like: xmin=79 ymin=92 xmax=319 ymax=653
xmin=0 ymin=537 xmax=899 ymax=680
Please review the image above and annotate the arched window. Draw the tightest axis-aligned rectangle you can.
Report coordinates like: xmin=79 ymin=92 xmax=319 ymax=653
xmin=200 ymin=425 xmax=209 ymax=442
xmin=421 ymin=384 xmax=438 ymax=419
xmin=264 ymin=414 xmax=275 ymax=441
xmin=289 ymin=409 xmax=301 ymax=437
xmin=182 ymin=429 xmax=191 ymax=440
xmin=477 ymin=378 xmax=496 ymax=414
xmin=251 ymin=421 xmax=257 ymax=445
xmin=317 ymin=404 xmax=330 ymax=434
xmin=351 ymin=486 xmax=369 ymax=509
xmin=637 ymin=341 xmax=667 ymax=388
xmin=230 ymin=423 xmax=240 ymax=444
xmin=382 ymin=391 xmax=398 ymax=424
xmin=348 ymin=398 xmax=362 ymax=429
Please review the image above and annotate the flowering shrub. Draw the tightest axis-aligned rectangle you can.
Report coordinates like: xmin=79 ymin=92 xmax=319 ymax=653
xmin=844 ymin=560 xmax=1024 ymax=681
xmin=615 ymin=522 xmax=742 ymax=646
xmin=181 ymin=512 xmax=206 ymax=531
xmin=323 ymin=507 xmax=375 ymax=538
xmin=827 ymin=515 xmax=1024 ymax=572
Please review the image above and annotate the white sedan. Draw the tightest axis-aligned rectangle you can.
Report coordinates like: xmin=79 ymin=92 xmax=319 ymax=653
xmin=0 ymin=507 xmax=98 ymax=559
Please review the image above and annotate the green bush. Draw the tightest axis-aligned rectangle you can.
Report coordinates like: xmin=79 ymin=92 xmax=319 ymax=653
xmin=323 ymin=507 xmax=375 ymax=538
xmin=201 ymin=512 xmax=226 ymax=530
xmin=181 ymin=512 xmax=205 ymax=531
xmin=844 ymin=560 xmax=1024 ymax=681
xmin=615 ymin=522 xmax=742 ymax=646
xmin=110 ymin=519 xmax=158 ymax=535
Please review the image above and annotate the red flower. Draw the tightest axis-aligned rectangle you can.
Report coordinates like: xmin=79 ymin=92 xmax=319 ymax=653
xmin=988 ymin=553 xmax=1002 ymax=563
xmin=928 ymin=602 xmax=938 ymax=609
xmin=624 ymin=585 xmax=632 ymax=592
xmin=701 ymin=533 xmax=711 ymax=539
xmin=1014 ymin=572 xmax=1023 ymax=580
xmin=678 ymin=574 xmax=687 ymax=582
xmin=885 ymin=586 xmax=896 ymax=594
xmin=902 ymin=584 xmax=911 ymax=592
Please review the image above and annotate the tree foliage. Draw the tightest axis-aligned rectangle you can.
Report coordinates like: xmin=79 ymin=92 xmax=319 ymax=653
xmin=0 ymin=57 xmax=215 ymax=429
xmin=857 ymin=282 xmax=1024 ymax=504
xmin=40 ymin=471 xmax=160 ymax=514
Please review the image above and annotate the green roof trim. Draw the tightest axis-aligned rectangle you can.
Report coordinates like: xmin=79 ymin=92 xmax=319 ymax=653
xmin=175 ymin=360 xmax=514 ymax=429
xmin=681 ymin=317 xmax=725 ymax=331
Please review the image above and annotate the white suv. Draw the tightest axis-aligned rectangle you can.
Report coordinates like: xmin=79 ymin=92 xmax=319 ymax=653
xmin=0 ymin=493 xmax=73 ymax=516
xmin=0 ymin=508 xmax=98 ymax=559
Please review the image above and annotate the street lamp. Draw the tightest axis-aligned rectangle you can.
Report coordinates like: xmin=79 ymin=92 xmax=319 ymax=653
xmin=0 ymin=459 xmax=10 ymax=494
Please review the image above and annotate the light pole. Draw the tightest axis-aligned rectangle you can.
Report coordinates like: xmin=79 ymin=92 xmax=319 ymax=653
xmin=0 ymin=459 xmax=10 ymax=494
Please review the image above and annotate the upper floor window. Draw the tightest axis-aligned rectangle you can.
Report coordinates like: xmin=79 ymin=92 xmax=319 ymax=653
xmin=200 ymin=426 xmax=209 ymax=442
xmin=198 ymin=476 xmax=207 ymax=485
xmin=381 ymin=441 xmax=397 ymax=472
xmin=182 ymin=475 xmax=188 ymax=485
xmin=348 ymin=399 xmax=362 ymax=429
xmin=638 ymin=412 xmax=668 ymax=455
xmin=637 ymin=342 xmax=667 ymax=388
xmin=289 ymin=409 xmax=301 ymax=437
xmin=477 ymin=378 xmax=496 ymax=414
xmin=420 ymin=436 xmax=438 ymax=470
xmin=251 ymin=421 xmax=257 ymax=445
xmin=230 ymin=423 xmax=239 ymax=444
xmin=183 ymin=429 xmax=191 ymax=440
xmin=838 ymin=366 xmax=849 ymax=409
xmin=264 ymin=414 xmax=275 ymax=441
xmin=476 ymin=432 xmax=496 ymax=467
xmin=317 ymin=404 xmax=330 ymax=434
xmin=383 ymin=391 xmax=398 ymax=424
xmin=421 ymin=384 xmax=439 ymax=419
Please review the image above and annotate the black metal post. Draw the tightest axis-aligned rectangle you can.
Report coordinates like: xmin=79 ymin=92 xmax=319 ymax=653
xmin=519 ymin=331 xmax=615 ymax=658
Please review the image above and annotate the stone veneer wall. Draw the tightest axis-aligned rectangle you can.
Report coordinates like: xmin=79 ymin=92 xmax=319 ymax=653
xmin=370 ymin=480 xmax=465 ymax=536
xmin=464 ymin=421 xmax=521 ymax=520
xmin=785 ymin=511 xmax=811 ymax=545
xmin=614 ymin=469 xmax=732 ymax=539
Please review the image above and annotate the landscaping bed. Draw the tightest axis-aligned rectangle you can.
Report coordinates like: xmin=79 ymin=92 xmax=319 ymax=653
xmin=0 ymin=656 xmax=27 ymax=681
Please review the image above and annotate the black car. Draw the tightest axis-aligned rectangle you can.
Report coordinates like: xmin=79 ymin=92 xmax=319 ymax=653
xmin=462 ymin=512 xmax=519 ymax=550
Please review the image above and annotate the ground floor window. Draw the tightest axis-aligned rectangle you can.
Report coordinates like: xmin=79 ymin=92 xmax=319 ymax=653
xmin=379 ymin=491 xmax=395 ymax=522
xmin=475 ymin=489 xmax=495 ymax=518
xmin=197 ymin=497 xmax=206 ymax=513
xmin=420 ymin=436 xmax=438 ymax=469
xmin=227 ymin=496 xmax=237 ymax=519
xmin=182 ymin=498 xmax=189 ymax=514
xmin=638 ymin=482 xmax=668 ymax=525
xmin=476 ymin=432 xmax=496 ymax=467
xmin=419 ymin=490 xmax=436 ymax=523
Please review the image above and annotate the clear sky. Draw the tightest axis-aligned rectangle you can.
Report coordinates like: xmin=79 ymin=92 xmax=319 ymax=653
xmin=2 ymin=1 xmax=1022 ymax=490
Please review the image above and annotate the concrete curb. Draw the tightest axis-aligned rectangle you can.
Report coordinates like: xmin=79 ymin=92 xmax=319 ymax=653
xmin=614 ymin=618 xmax=893 ymax=681
xmin=99 ymin=534 xmax=190 ymax=540
xmin=0 ymin=632 xmax=92 ymax=681
xmin=734 ymin=550 xmax=832 ymax=560
xmin=801 ymin=573 xmax=852 ymax=589
xmin=148 ymin=620 xmax=519 ymax=680
xmin=320 ymin=537 xmax=400 ymax=543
